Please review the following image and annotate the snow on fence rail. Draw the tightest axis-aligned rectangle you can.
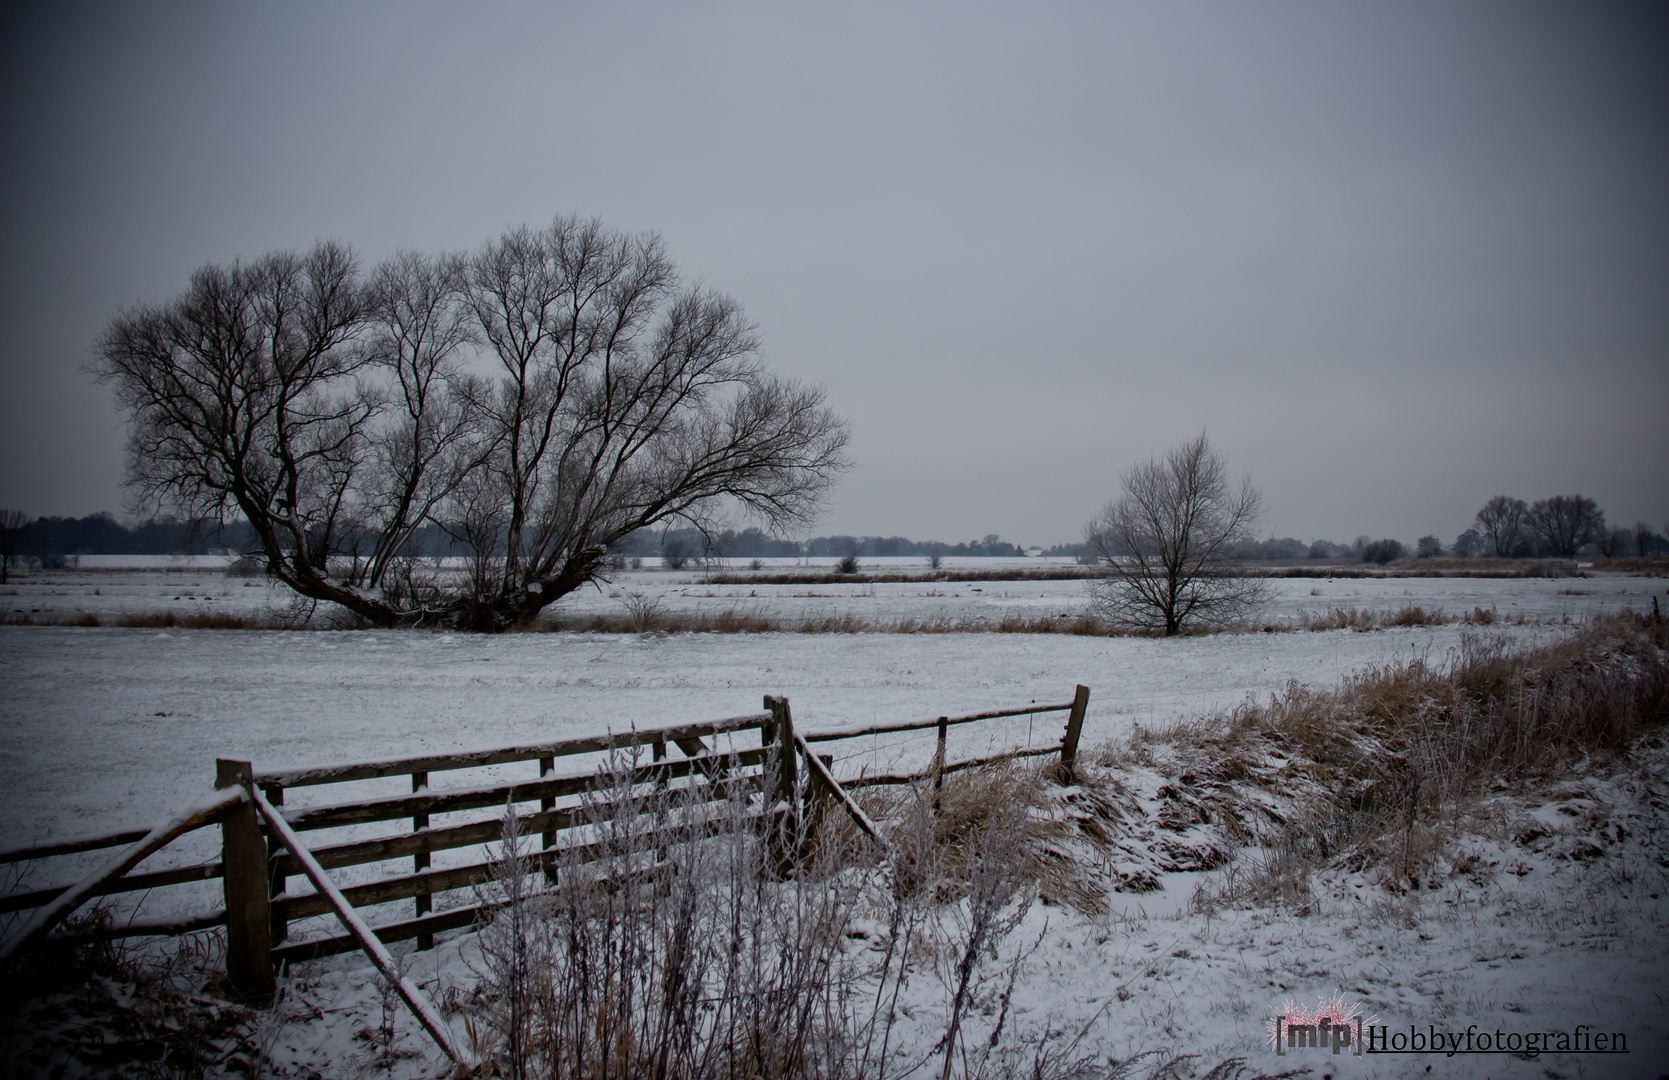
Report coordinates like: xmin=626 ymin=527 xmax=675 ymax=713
xmin=0 ymin=685 xmax=1090 ymax=1000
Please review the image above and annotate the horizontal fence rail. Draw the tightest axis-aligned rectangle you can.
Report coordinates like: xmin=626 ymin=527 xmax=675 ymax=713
xmin=0 ymin=827 xmax=153 ymax=865
xmin=0 ymin=686 xmax=1090 ymax=1003
xmin=253 ymin=713 xmax=771 ymax=789
xmin=800 ymin=701 xmax=1077 ymax=744
xmin=802 ymin=685 xmax=1091 ymax=789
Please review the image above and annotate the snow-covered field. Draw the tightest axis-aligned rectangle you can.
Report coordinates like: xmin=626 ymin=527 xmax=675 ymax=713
xmin=0 ymin=618 xmax=1585 ymax=846
xmin=3 ymin=563 xmax=1662 ymax=628
xmin=2 ymin=574 xmax=1666 ymax=1077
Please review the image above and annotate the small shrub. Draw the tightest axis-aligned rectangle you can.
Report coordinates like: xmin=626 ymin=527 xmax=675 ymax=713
xmin=660 ymin=537 xmax=692 ymax=570
xmin=1361 ymin=538 xmax=1405 ymax=564
xmin=223 ymin=554 xmax=266 ymax=578
xmin=1382 ymin=604 xmax=1442 ymax=627
xmin=618 ymin=591 xmax=666 ymax=631
xmin=836 ymin=552 xmax=859 ymax=574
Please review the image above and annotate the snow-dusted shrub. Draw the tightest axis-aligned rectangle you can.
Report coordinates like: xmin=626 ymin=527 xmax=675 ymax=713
xmin=1359 ymin=538 xmax=1404 ymax=564
xmin=617 ymin=590 xmax=667 ymax=632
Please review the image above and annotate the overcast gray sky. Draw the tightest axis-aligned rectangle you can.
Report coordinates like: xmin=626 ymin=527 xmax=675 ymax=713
xmin=2 ymin=2 xmax=1664 ymax=547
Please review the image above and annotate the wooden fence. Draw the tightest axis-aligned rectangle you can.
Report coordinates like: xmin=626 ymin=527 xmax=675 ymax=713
xmin=0 ymin=685 xmax=1089 ymax=1008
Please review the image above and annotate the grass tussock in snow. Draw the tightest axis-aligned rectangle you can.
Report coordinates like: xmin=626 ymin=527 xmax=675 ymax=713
xmin=1295 ymin=603 xmax=1454 ymax=631
xmin=1099 ymin=612 xmax=1669 ymax=910
xmin=0 ymin=909 xmax=279 ymax=1077
xmin=839 ymin=762 xmax=1105 ymax=914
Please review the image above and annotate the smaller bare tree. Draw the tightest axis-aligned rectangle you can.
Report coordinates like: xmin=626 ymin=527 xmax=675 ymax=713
xmin=1636 ymin=521 xmax=1660 ymax=558
xmin=1527 ymin=494 xmax=1604 ymax=558
xmin=0 ymin=510 xmax=28 ymax=585
xmin=1084 ymin=433 xmax=1266 ymax=636
xmin=1473 ymin=496 xmax=1528 ymax=558
xmin=1596 ymin=526 xmax=1632 ymax=559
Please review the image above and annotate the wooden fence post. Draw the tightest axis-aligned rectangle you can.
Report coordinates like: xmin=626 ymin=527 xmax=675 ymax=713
xmin=217 ymin=758 xmax=274 ymax=1002
xmin=764 ymin=695 xmax=799 ymax=868
xmin=412 ymin=771 xmax=432 ymax=950
xmin=799 ymin=753 xmax=835 ymax=860
xmin=766 ymin=696 xmax=797 ymax=806
xmin=1057 ymin=685 xmax=1091 ymax=782
xmin=538 ymin=756 xmax=557 ymax=886
xmin=933 ymin=716 xmax=948 ymax=811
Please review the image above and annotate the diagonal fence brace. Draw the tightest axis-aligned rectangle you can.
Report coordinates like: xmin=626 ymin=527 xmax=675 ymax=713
xmin=0 ymin=785 xmax=246 ymax=971
xmin=252 ymin=788 xmax=473 ymax=1068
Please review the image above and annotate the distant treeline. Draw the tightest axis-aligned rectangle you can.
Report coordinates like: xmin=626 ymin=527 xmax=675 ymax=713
xmin=0 ymin=516 xmax=1046 ymax=564
xmin=6 ymin=514 xmax=256 ymax=563
xmin=0 ymin=514 xmax=1382 ymax=568
xmin=626 ymin=530 xmax=1350 ymax=564
xmin=613 ymin=528 xmax=1033 ymax=561
xmin=6 ymin=510 xmax=1659 ymax=572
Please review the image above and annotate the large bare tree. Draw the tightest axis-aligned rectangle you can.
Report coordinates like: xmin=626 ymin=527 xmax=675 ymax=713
xmin=1084 ymin=433 xmax=1266 ymax=636
xmin=1472 ymin=495 xmax=1528 ymax=558
xmin=92 ymin=217 xmax=850 ymax=629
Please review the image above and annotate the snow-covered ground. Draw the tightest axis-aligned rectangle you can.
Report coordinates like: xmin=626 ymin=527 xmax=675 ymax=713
xmin=201 ymin=736 xmax=1669 ymax=1079
xmin=2 ymin=577 xmax=1666 ymax=1077
xmin=3 ymin=564 xmax=1662 ymax=628
xmin=0 ymin=619 xmax=1579 ymax=846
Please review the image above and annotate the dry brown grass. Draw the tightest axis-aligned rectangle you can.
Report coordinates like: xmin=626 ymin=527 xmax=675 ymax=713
xmin=1264 ymin=558 xmax=1584 ymax=579
xmin=111 ymin=610 xmax=267 ymax=630
xmin=1293 ymin=603 xmax=1502 ymax=632
xmin=848 ymin=762 xmax=1107 ymax=911
xmin=1592 ymin=556 xmax=1669 ymax=575
xmin=543 ymin=607 xmax=1111 ymax=636
xmin=0 ymin=913 xmax=270 ymax=1077
xmin=1115 ymin=613 xmax=1669 ymax=903
xmin=546 ymin=603 xmax=1502 ymax=638
xmin=2 ymin=609 xmax=270 ymax=629
xmin=699 ymin=567 xmax=1097 ymax=586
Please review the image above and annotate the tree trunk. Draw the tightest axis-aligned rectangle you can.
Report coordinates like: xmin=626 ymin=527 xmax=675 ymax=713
xmin=443 ymin=544 xmax=610 ymax=632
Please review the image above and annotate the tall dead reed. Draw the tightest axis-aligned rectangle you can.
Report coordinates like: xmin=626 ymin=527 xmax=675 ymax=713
xmin=460 ymin=749 xmax=1065 ymax=1079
